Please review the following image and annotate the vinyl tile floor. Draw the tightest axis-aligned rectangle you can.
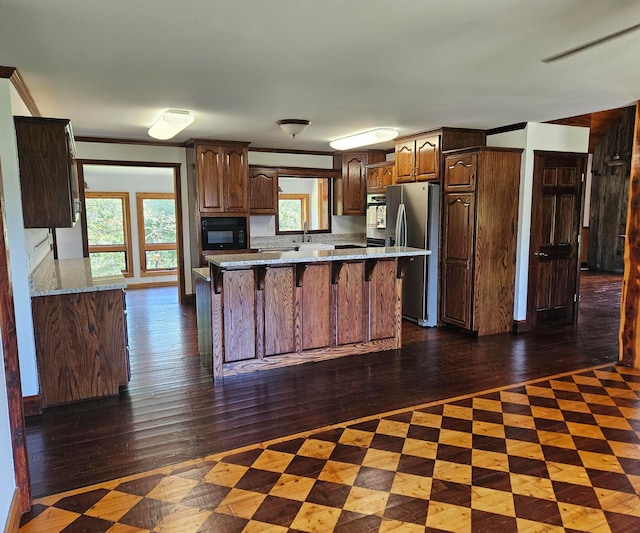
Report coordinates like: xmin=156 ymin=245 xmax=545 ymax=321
xmin=20 ymin=363 xmax=640 ymax=532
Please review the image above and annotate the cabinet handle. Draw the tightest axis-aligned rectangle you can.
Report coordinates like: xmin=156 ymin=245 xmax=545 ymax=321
xmin=448 ymin=160 xmax=473 ymax=169
xmin=452 ymin=197 xmax=470 ymax=207
xmin=534 ymin=252 xmax=549 ymax=257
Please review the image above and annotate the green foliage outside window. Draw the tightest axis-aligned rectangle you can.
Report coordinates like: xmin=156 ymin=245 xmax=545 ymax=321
xmin=142 ymin=198 xmax=176 ymax=244
xmin=86 ymin=198 xmax=125 ymax=245
xmin=279 ymin=199 xmax=303 ymax=231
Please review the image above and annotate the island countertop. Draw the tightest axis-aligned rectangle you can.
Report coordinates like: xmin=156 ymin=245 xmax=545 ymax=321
xmin=205 ymin=246 xmax=430 ymax=269
xmin=30 ymin=257 xmax=126 ymax=297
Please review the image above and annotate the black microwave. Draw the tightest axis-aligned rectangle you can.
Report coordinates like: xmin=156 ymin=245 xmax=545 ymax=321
xmin=201 ymin=216 xmax=247 ymax=250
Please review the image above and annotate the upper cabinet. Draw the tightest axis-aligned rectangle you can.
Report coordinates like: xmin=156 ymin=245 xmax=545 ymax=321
xmin=395 ymin=134 xmax=440 ymax=183
xmin=14 ymin=116 xmax=80 ymax=228
xmin=249 ymin=166 xmax=278 ymax=215
xmin=394 ymin=128 xmax=487 ymax=184
xmin=188 ymin=141 xmax=250 ymax=214
xmin=334 ymin=150 xmax=385 ymax=215
xmin=366 ymin=161 xmax=395 ymax=194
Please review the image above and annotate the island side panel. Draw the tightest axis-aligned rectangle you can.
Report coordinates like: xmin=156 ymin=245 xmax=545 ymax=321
xmin=223 ymin=269 xmax=256 ymax=362
xmin=264 ymin=266 xmax=295 ymax=356
xmin=369 ymin=259 xmax=397 ymax=341
xmin=300 ymin=264 xmax=331 ymax=351
xmin=335 ymin=261 xmax=365 ymax=346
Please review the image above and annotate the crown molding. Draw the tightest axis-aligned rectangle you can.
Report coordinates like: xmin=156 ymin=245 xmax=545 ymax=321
xmin=0 ymin=66 xmax=41 ymax=117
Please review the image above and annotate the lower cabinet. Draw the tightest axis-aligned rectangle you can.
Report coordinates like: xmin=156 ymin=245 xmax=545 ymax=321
xmin=209 ymin=258 xmax=404 ymax=378
xmin=32 ymin=289 xmax=130 ymax=407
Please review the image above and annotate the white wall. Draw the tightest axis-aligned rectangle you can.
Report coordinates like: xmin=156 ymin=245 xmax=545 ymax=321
xmin=248 ymin=150 xmax=366 ymax=238
xmin=488 ymin=123 xmax=590 ymax=321
xmin=0 ymin=79 xmax=39 ymax=397
xmin=73 ymin=142 xmax=191 ymax=292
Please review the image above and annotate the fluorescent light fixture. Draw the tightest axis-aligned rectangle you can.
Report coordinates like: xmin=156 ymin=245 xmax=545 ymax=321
xmin=330 ymin=128 xmax=398 ymax=150
xmin=148 ymin=110 xmax=195 ymax=140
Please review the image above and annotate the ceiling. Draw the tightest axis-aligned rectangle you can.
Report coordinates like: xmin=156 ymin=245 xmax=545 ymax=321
xmin=1 ymin=0 xmax=639 ymax=152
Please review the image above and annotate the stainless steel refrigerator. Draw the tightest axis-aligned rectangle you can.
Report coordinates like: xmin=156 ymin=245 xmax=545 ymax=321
xmin=385 ymin=182 xmax=440 ymax=327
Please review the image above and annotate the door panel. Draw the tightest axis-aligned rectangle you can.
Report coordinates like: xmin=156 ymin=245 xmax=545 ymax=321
xmin=528 ymin=152 xmax=585 ymax=328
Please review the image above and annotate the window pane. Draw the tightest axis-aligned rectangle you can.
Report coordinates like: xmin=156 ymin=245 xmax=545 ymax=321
xmin=143 ymin=198 xmax=176 ymax=244
xmin=279 ymin=199 xmax=303 ymax=231
xmin=86 ymin=198 xmax=125 ymax=245
xmin=90 ymin=252 xmax=126 ymax=276
xmin=145 ymin=249 xmax=177 ymax=270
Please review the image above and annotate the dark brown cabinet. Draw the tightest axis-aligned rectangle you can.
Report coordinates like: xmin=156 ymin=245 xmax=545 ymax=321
xmin=249 ymin=166 xmax=278 ymax=214
xmin=32 ymin=289 xmax=129 ymax=407
xmin=366 ymin=161 xmax=395 ymax=193
xmin=394 ymin=128 xmax=487 ymax=185
xmin=333 ymin=150 xmax=385 ymax=215
xmin=189 ymin=141 xmax=249 ymax=214
xmin=395 ymin=134 xmax=440 ymax=183
xmin=441 ymin=147 xmax=522 ymax=335
xmin=14 ymin=116 xmax=80 ymax=228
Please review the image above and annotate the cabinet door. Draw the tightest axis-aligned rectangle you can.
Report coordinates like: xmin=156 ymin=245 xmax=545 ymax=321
xmin=441 ymin=192 xmax=475 ymax=329
xmin=395 ymin=141 xmax=415 ymax=183
xmin=380 ymin=163 xmax=395 ymax=191
xmin=197 ymin=145 xmax=224 ymax=212
xmin=249 ymin=167 xmax=278 ymax=214
xmin=367 ymin=167 xmax=382 ymax=193
xmin=342 ymin=153 xmax=367 ymax=215
xmin=335 ymin=262 xmax=364 ymax=345
xmin=415 ymin=135 xmax=440 ymax=182
xmin=368 ymin=260 xmax=396 ymax=340
xmin=444 ymin=153 xmax=477 ymax=191
xmin=222 ymin=146 xmax=249 ymax=212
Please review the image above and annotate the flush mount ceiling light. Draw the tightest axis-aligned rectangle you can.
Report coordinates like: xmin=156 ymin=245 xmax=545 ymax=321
xmin=148 ymin=110 xmax=195 ymax=140
xmin=329 ymin=128 xmax=398 ymax=151
xmin=276 ymin=119 xmax=311 ymax=138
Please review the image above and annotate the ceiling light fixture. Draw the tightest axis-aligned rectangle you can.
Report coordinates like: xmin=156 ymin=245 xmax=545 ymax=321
xmin=329 ymin=128 xmax=398 ymax=151
xmin=148 ymin=110 xmax=195 ymax=140
xmin=276 ymin=119 xmax=311 ymax=138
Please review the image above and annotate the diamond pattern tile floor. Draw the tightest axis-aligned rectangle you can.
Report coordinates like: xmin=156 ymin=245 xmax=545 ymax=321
xmin=19 ymin=364 xmax=640 ymax=532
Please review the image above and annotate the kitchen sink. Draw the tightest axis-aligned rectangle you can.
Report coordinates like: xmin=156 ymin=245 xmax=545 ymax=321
xmin=296 ymin=242 xmax=336 ymax=251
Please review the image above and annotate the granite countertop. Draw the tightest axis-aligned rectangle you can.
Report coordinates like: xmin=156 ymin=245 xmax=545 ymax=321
xmin=192 ymin=267 xmax=211 ymax=281
xmin=30 ymin=257 xmax=126 ymax=297
xmin=206 ymin=246 xmax=430 ymax=269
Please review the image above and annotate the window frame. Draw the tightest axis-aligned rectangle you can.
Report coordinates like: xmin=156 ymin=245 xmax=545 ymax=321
xmin=278 ymin=193 xmax=310 ymax=232
xmin=136 ymin=192 xmax=178 ymax=276
xmin=84 ymin=191 xmax=133 ymax=277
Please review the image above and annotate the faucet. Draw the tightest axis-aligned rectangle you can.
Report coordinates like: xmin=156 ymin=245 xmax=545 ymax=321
xmin=303 ymin=220 xmax=308 ymax=242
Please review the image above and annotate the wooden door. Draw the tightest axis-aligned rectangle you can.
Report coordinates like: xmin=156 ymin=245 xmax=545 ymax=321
xmin=222 ymin=146 xmax=248 ymax=212
xmin=366 ymin=166 xmax=382 ymax=193
xmin=249 ymin=167 xmax=278 ymax=214
xmin=415 ymin=135 xmax=440 ymax=182
xmin=528 ymin=152 xmax=585 ymax=328
xmin=197 ymin=145 xmax=223 ymax=212
xmin=395 ymin=141 xmax=415 ymax=183
xmin=441 ymin=192 xmax=475 ymax=329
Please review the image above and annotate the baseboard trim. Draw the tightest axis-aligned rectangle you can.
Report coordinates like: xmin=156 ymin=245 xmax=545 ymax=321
xmin=3 ymin=489 xmax=20 ymax=533
xmin=23 ymin=395 xmax=42 ymax=417
xmin=512 ymin=320 xmax=531 ymax=334
xmin=126 ymin=281 xmax=177 ymax=290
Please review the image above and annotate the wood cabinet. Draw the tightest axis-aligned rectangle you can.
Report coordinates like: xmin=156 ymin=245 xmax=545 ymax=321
xmin=189 ymin=141 xmax=249 ymax=213
xmin=333 ymin=150 xmax=385 ymax=215
xmin=14 ymin=116 xmax=80 ymax=228
xmin=441 ymin=147 xmax=522 ymax=335
xmin=32 ymin=289 xmax=129 ymax=407
xmin=394 ymin=128 xmax=487 ymax=184
xmin=249 ymin=166 xmax=278 ymax=214
xmin=366 ymin=161 xmax=395 ymax=193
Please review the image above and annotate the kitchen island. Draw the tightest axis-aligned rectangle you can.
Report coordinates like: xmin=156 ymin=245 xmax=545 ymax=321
xmin=204 ymin=246 xmax=429 ymax=379
xmin=30 ymin=257 xmax=129 ymax=407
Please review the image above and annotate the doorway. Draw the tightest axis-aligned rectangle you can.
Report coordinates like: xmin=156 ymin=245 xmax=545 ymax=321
xmin=77 ymin=160 xmax=187 ymax=303
xmin=527 ymin=151 xmax=586 ymax=328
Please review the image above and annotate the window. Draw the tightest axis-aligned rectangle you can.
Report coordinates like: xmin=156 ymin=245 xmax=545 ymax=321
xmin=278 ymin=193 xmax=310 ymax=231
xmin=136 ymin=193 xmax=177 ymax=275
xmin=85 ymin=192 xmax=133 ymax=276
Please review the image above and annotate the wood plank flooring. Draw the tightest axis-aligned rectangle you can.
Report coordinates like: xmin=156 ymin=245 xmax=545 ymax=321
xmin=24 ymin=271 xmax=622 ymax=503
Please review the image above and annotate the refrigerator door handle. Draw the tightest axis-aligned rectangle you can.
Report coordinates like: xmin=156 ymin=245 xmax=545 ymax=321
xmin=395 ymin=203 xmax=407 ymax=247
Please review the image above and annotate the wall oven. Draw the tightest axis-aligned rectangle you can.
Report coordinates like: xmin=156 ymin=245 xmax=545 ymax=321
xmin=366 ymin=193 xmax=387 ymax=247
xmin=201 ymin=216 xmax=247 ymax=250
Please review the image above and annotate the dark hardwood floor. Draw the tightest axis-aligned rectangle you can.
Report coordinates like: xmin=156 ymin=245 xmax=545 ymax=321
xmin=24 ymin=271 xmax=622 ymax=499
